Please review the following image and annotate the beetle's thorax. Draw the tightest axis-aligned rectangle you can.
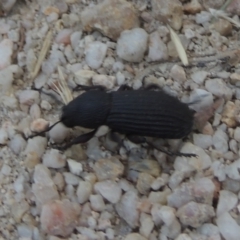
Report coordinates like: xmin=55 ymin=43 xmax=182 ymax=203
xmin=61 ymin=90 xmax=111 ymax=129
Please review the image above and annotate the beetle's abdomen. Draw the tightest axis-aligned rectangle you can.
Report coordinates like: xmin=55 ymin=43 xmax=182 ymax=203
xmin=107 ymin=90 xmax=194 ymax=139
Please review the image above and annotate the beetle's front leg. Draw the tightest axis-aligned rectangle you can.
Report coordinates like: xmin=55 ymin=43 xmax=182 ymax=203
xmin=52 ymin=129 xmax=97 ymax=151
xmin=127 ymin=135 xmax=197 ymax=158
xmin=73 ymin=84 xmax=106 ymax=92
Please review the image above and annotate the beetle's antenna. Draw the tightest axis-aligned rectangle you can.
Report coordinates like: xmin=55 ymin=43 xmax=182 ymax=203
xmin=28 ymin=120 xmax=62 ymax=139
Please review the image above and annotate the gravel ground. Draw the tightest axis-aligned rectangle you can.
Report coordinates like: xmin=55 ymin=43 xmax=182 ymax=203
xmin=1 ymin=0 xmax=240 ymax=239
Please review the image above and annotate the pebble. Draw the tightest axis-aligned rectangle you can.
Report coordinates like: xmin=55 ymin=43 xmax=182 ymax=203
xmin=49 ymin=122 xmax=70 ymax=144
xmin=197 ymin=223 xmax=220 ymax=239
xmin=80 ymin=0 xmax=139 ymax=40
xmin=147 ymin=31 xmax=168 ymax=62
xmin=184 ymin=0 xmax=202 ymax=14
xmin=205 ymin=78 xmax=232 ymax=99
xmin=9 ymin=134 xmax=26 ymax=155
xmin=0 ymin=39 xmax=13 ymax=70
xmin=152 ymin=0 xmax=183 ymax=30
xmin=0 ymin=67 xmax=15 ymax=94
xmin=70 ymin=31 xmax=82 ymax=50
xmin=116 ymin=28 xmax=148 ymax=62
xmin=212 ymin=161 xmax=226 ymax=181
xmin=1 ymin=164 xmax=11 ymax=175
xmin=148 ymin=188 xmax=171 ymax=205
xmin=24 ymin=136 xmax=47 ymax=159
xmin=225 ymin=159 xmax=240 ymax=180
xmin=63 ymin=172 xmax=80 ymax=186
xmin=216 ymin=190 xmax=238 ymax=216
xmin=216 ymin=212 xmax=240 ymax=240
xmin=77 ymin=180 xmax=93 ymax=204
xmin=26 ymin=49 xmax=37 ymax=73
xmin=30 ymin=118 xmax=48 ymax=133
xmin=115 ymin=191 xmax=139 ymax=228
xmin=41 ymin=199 xmax=80 ymax=237
xmin=32 ymin=164 xmax=59 ymax=207
xmin=234 ymin=127 xmax=240 ymax=142
xmin=151 ymin=174 xmax=169 ymax=191
xmin=89 ymin=194 xmax=105 ymax=212
xmin=176 ymin=201 xmax=215 ymax=227
xmin=42 ymin=149 xmax=66 ymax=169
xmin=191 ymin=70 xmax=208 ymax=85
xmin=221 ymin=101 xmax=238 ymax=127
xmin=168 ymin=178 xmax=215 ymax=208
xmin=94 ymin=180 xmax=122 ymax=204
xmin=93 ymin=157 xmax=124 ymax=181
xmin=212 ymin=129 xmax=229 ymax=153
xmin=193 ymin=133 xmax=212 ymax=149
xmin=67 ymin=159 xmax=83 ymax=176
xmin=175 ymin=234 xmax=192 ymax=240
xmin=139 ymin=213 xmax=154 ymax=238
xmin=174 ymin=142 xmax=212 ymax=173
xmin=124 ymin=233 xmax=147 ymax=240
xmin=170 ymin=65 xmax=186 ymax=82
xmin=92 ymin=75 xmax=116 ymax=89
xmin=137 ymin=173 xmax=155 ymax=195
xmin=129 ymin=159 xmax=161 ymax=177
xmin=195 ymin=11 xmax=212 ymax=24
xmin=29 ymin=104 xmax=41 ymax=119
xmin=74 ymin=69 xmax=96 ymax=86
xmin=18 ymin=90 xmax=40 ymax=106
xmin=55 ymin=29 xmax=73 ymax=45
xmin=85 ymin=41 xmax=107 ymax=69
xmin=214 ymin=18 xmax=232 ymax=36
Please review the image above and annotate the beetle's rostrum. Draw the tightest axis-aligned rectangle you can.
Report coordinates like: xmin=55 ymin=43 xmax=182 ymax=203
xmin=30 ymin=85 xmax=196 ymax=157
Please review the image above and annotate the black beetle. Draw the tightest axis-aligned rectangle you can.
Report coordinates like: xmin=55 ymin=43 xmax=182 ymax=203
xmin=30 ymin=84 xmax=196 ymax=157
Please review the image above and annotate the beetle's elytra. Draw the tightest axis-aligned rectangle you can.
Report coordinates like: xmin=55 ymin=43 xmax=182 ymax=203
xmin=32 ymin=85 xmax=196 ymax=157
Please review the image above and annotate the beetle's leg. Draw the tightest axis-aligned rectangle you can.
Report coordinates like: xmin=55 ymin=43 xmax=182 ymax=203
xmin=146 ymin=141 xmax=197 ymax=158
xmin=143 ymin=84 xmax=162 ymax=91
xmin=73 ymin=84 xmax=106 ymax=92
xmin=117 ymin=84 xmax=133 ymax=91
xmin=52 ymin=129 xmax=97 ymax=151
xmin=127 ymin=135 xmax=197 ymax=157
xmin=127 ymin=135 xmax=146 ymax=144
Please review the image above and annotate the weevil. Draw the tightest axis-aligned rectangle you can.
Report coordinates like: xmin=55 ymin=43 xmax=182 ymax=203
xmin=30 ymin=84 xmax=197 ymax=157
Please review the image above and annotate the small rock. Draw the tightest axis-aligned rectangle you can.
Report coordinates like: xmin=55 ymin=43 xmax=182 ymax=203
xmin=18 ymin=90 xmax=40 ymax=106
xmin=217 ymin=190 xmax=238 ymax=216
xmin=124 ymin=233 xmax=147 ymax=240
xmin=230 ymin=72 xmax=240 ymax=86
xmin=49 ymin=122 xmax=70 ymax=143
xmin=225 ymin=159 xmax=240 ymax=180
xmin=151 ymin=174 xmax=169 ymax=190
xmin=129 ymin=159 xmax=161 ymax=177
xmin=191 ymin=71 xmax=208 ymax=85
xmin=53 ymin=172 xmax=65 ymax=191
xmin=67 ymin=159 xmax=83 ymax=176
xmin=1 ymin=164 xmax=11 ymax=175
xmin=216 ymin=212 xmax=240 ymax=240
xmin=85 ymin=42 xmax=107 ymax=69
xmin=170 ymin=65 xmax=186 ymax=82
xmin=32 ymin=164 xmax=59 ymax=207
xmin=55 ymin=29 xmax=73 ymax=45
xmin=42 ymin=149 xmax=66 ymax=169
xmin=80 ymin=0 xmax=139 ymax=40
xmin=193 ymin=134 xmax=212 ymax=149
xmin=30 ymin=118 xmax=49 ymax=133
xmin=77 ymin=180 xmax=93 ymax=204
xmin=168 ymin=178 xmax=215 ymax=208
xmin=197 ymin=223 xmax=220 ymax=239
xmin=11 ymin=200 xmax=30 ymax=223
xmin=174 ymin=142 xmax=212 ymax=173
xmin=93 ymin=157 xmax=124 ymax=181
xmin=92 ymin=75 xmax=116 ymax=90
xmin=41 ymin=199 xmax=80 ymax=237
xmin=115 ymin=191 xmax=139 ymax=228
xmin=148 ymin=31 xmax=168 ymax=62
xmin=139 ymin=213 xmax=154 ymax=238
xmin=211 ymin=161 xmax=226 ymax=181
xmin=26 ymin=49 xmax=37 ymax=73
xmin=184 ymin=0 xmax=202 ymax=14
xmin=196 ymin=11 xmax=212 ymax=24
xmin=0 ymin=39 xmax=13 ymax=70
xmin=152 ymin=0 xmax=183 ymax=30
xmin=9 ymin=134 xmax=26 ymax=155
xmin=177 ymin=201 xmax=215 ymax=227
xmin=148 ymin=188 xmax=171 ymax=205
xmin=117 ymin=28 xmax=148 ymax=62
xmin=137 ymin=173 xmax=155 ymax=195
xmin=74 ymin=69 xmax=96 ymax=86
xmin=214 ymin=18 xmax=232 ymax=36
xmin=94 ymin=180 xmax=122 ymax=204
xmin=63 ymin=172 xmax=80 ymax=186
xmin=221 ymin=101 xmax=238 ymax=127
xmin=175 ymin=234 xmax=192 ymax=240
xmin=212 ymin=129 xmax=229 ymax=153
xmin=205 ymin=78 xmax=232 ymax=99
xmin=89 ymin=195 xmax=106 ymax=212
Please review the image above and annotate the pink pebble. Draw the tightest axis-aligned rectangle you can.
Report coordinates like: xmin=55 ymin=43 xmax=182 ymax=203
xmin=55 ymin=29 xmax=73 ymax=45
